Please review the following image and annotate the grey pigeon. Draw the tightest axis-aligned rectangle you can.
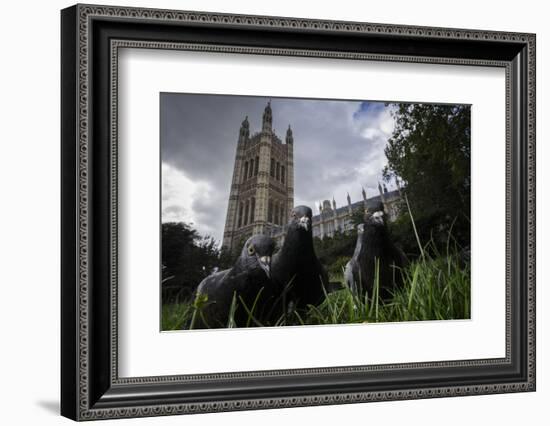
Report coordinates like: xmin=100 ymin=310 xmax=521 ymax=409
xmin=344 ymin=206 xmax=407 ymax=300
xmin=271 ymin=206 xmax=329 ymax=316
xmin=192 ymin=235 xmax=275 ymax=329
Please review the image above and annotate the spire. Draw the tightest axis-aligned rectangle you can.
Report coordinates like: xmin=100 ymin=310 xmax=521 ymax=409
xmin=347 ymin=192 xmax=351 ymax=205
xmin=286 ymin=124 xmax=294 ymax=144
xmin=319 ymin=201 xmax=323 ymax=213
xmin=262 ymin=100 xmax=272 ymax=132
xmin=378 ymin=181 xmax=386 ymax=203
xmin=332 ymin=196 xmax=336 ymax=210
xmin=239 ymin=115 xmax=250 ymax=142
xmin=362 ymin=186 xmax=367 ymax=201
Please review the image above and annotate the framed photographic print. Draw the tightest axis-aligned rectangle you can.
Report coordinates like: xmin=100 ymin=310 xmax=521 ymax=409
xmin=61 ymin=4 xmax=536 ymax=421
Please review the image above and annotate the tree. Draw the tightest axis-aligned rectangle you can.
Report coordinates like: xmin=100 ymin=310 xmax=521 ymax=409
xmin=349 ymin=206 xmax=367 ymax=227
xmin=383 ymin=104 xmax=471 ymax=251
xmin=162 ymin=222 xmax=222 ymax=303
xmin=313 ymin=229 xmax=357 ymax=276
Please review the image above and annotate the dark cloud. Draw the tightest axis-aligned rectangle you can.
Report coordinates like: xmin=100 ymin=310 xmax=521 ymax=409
xmin=161 ymin=93 xmax=395 ymax=243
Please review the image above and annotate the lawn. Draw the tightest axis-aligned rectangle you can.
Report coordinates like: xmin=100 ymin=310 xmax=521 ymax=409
xmin=161 ymin=242 xmax=470 ymax=331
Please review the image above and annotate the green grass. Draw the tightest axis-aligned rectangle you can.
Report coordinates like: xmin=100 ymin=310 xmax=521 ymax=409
xmin=306 ymin=248 xmax=470 ymax=325
xmin=162 ymin=202 xmax=470 ymax=331
xmin=162 ymin=301 xmax=195 ymax=331
xmin=161 ymin=243 xmax=470 ymax=330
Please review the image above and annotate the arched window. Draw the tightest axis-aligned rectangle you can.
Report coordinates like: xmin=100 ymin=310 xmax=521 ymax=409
xmin=270 ymin=159 xmax=275 ymax=177
xmin=274 ymin=201 xmax=279 ymax=225
xmin=254 ymin=156 xmax=259 ymax=176
xmin=243 ymin=161 xmax=248 ymax=181
xmin=248 ymin=158 xmax=254 ymax=178
xmin=268 ymin=199 xmax=273 ymax=223
xmin=244 ymin=200 xmax=250 ymax=226
xmin=250 ymin=198 xmax=255 ymax=223
xmin=238 ymin=202 xmax=243 ymax=227
xmin=276 ymin=162 xmax=280 ymax=181
xmin=281 ymin=166 xmax=285 ymax=184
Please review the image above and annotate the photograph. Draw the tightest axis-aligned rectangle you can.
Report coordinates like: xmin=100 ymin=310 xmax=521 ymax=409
xmin=58 ymin=3 xmax=536 ymax=420
xmin=160 ymin=94 xmax=472 ymax=330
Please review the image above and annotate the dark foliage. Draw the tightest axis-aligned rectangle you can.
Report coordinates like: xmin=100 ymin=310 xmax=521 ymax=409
xmin=162 ymin=222 xmax=222 ymax=303
xmin=313 ymin=230 xmax=356 ymax=275
xmin=383 ymin=103 xmax=471 ymax=252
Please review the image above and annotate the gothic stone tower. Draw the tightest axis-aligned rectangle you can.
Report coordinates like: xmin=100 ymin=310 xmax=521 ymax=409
xmin=222 ymin=102 xmax=294 ymax=252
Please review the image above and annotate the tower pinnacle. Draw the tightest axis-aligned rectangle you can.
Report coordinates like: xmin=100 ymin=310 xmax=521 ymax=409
xmin=262 ymin=101 xmax=272 ymax=132
xmin=239 ymin=115 xmax=250 ymax=141
xmin=362 ymin=186 xmax=368 ymax=213
xmin=286 ymin=124 xmax=294 ymax=144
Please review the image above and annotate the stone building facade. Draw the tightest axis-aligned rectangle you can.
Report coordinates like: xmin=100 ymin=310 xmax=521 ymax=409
xmin=312 ymin=183 xmax=402 ymax=240
xmin=222 ymin=102 xmax=402 ymax=250
xmin=222 ymin=102 xmax=294 ymax=252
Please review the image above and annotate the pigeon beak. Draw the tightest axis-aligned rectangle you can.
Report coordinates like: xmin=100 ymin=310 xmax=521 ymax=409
xmin=372 ymin=211 xmax=384 ymax=225
xmin=298 ymin=216 xmax=310 ymax=231
xmin=258 ymin=255 xmax=271 ymax=278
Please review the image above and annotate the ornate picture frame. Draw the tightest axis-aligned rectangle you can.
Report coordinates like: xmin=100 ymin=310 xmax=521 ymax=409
xmin=61 ymin=4 xmax=535 ymax=421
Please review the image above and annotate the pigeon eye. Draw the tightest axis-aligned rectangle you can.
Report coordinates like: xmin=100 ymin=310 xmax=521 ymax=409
xmin=247 ymin=245 xmax=255 ymax=255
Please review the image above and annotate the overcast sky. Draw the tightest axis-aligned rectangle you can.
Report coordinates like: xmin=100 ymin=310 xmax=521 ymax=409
xmin=161 ymin=93 xmax=397 ymax=243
